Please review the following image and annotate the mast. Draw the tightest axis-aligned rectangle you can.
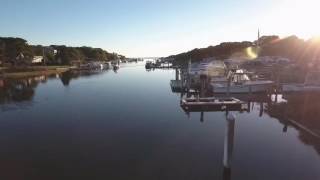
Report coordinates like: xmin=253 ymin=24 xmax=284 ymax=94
xmin=257 ymin=29 xmax=260 ymax=47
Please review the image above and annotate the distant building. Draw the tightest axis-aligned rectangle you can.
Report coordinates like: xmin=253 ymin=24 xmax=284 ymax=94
xmin=32 ymin=56 xmax=43 ymax=64
xmin=43 ymin=46 xmax=57 ymax=55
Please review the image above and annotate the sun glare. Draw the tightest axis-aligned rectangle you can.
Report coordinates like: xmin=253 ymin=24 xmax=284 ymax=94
xmin=265 ymin=0 xmax=320 ymax=39
xmin=246 ymin=47 xmax=258 ymax=59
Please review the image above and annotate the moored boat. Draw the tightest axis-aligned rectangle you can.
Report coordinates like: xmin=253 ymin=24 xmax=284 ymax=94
xmin=145 ymin=61 xmax=155 ymax=69
xmin=180 ymin=97 xmax=246 ymax=112
xmin=211 ymin=70 xmax=274 ymax=94
xmin=282 ymin=71 xmax=320 ymax=92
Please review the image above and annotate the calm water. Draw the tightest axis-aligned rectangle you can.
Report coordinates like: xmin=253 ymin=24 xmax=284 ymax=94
xmin=0 ymin=62 xmax=319 ymax=180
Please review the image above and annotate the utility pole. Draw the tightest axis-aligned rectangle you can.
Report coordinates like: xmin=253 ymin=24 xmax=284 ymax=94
xmin=42 ymin=48 xmax=46 ymax=66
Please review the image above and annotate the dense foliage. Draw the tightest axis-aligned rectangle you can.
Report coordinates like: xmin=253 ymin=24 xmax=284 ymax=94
xmin=170 ymin=41 xmax=253 ymax=63
xmin=259 ymin=36 xmax=320 ymax=64
xmin=0 ymin=37 xmax=125 ymax=66
xmin=0 ymin=37 xmax=34 ymax=65
xmin=169 ymin=35 xmax=320 ymax=66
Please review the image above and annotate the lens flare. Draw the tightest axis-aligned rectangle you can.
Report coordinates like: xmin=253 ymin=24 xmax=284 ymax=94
xmin=246 ymin=47 xmax=259 ymax=59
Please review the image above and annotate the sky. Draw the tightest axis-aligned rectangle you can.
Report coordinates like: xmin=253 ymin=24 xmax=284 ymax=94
xmin=0 ymin=0 xmax=319 ymax=57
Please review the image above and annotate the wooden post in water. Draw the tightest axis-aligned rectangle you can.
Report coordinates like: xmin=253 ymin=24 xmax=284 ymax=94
xmin=200 ymin=111 xmax=204 ymax=123
xmin=227 ymin=72 xmax=231 ymax=97
xmin=223 ymin=113 xmax=235 ymax=169
xmin=259 ymin=102 xmax=264 ymax=117
xmin=200 ymin=74 xmax=207 ymax=98
xmin=187 ymin=60 xmax=191 ymax=97
xmin=274 ymin=64 xmax=281 ymax=103
xmin=247 ymin=101 xmax=251 ymax=113
xmin=223 ymin=166 xmax=232 ymax=180
xmin=175 ymin=68 xmax=178 ymax=80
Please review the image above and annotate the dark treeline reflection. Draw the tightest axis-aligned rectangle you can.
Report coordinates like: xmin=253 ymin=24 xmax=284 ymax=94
xmin=0 ymin=70 xmax=107 ymax=107
xmin=0 ymin=76 xmax=46 ymax=106
xmin=266 ymin=93 xmax=320 ymax=155
xmin=60 ymin=70 xmax=106 ymax=86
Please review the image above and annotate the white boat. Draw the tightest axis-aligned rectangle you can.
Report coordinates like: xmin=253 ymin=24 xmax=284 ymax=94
xmin=78 ymin=62 xmax=101 ymax=70
xmin=145 ymin=61 xmax=155 ymax=69
xmin=188 ymin=59 xmax=226 ymax=77
xmin=187 ymin=59 xmax=227 ymax=88
xmin=282 ymin=72 xmax=320 ymax=92
xmin=211 ymin=70 xmax=274 ymax=94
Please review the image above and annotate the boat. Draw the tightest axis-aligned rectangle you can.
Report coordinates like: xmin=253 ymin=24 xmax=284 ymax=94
xmin=113 ymin=64 xmax=119 ymax=71
xmin=188 ymin=59 xmax=226 ymax=77
xmin=145 ymin=61 xmax=155 ymax=69
xmin=180 ymin=97 xmax=246 ymax=112
xmin=102 ymin=62 xmax=111 ymax=69
xmin=187 ymin=59 xmax=227 ymax=88
xmin=211 ymin=69 xmax=274 ymax=94
xmin=78 ymin=62 xmax=101 ymax=70
xmin=170 ymin=80 xmax=185 ymax=93
xmin=282 ymin=71 xmax=320 ymax=92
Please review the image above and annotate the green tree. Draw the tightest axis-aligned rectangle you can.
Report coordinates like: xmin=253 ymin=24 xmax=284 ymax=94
xmin=0 ymin=37 xmax=33 ymax=65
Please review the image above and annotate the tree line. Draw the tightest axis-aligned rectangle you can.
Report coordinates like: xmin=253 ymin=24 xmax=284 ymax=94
xmin=0 ymin=37 xmax=125 ymax=66
xmin=169 ymin=35 xmax=320 ymax=66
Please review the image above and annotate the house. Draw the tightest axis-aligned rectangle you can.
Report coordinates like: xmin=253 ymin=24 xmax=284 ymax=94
xmin=32 ymin=56 xmax=43 ymax=64
xmin=43 ymin=46 xmax=57 ymax=55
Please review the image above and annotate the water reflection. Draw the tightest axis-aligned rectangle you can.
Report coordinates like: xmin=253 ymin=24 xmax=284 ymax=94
xmin=171 ymin=68 xmax=320 ymax=140
xmin=60 ymin=70 xmax=107 ymax=86
xmin=0 ymin=69 xmax=108 ymax=109
xmin=267 ymin=93 xmax=320 ymax=155
xmin=0 ymin=66 xmax=319 ymax=179
xmin=170 ymin=68 xmax=320 ymax=180
xmin=0 ymin=77 xmax=43 ymax=108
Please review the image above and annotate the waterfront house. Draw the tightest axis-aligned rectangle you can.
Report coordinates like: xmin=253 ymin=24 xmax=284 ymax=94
xmin=32 ymin=56 xmax=43 ymax=64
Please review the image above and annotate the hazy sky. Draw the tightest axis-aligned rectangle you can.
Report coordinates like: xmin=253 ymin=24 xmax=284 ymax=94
xmin=0 ymin=0 xmax=319 ymax=57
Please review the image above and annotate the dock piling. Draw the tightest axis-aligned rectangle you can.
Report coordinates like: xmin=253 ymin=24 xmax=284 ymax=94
xmin=223 ymin=113 xmax=235 ymax=169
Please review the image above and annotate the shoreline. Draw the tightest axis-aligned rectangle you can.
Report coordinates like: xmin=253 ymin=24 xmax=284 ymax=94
xmin=0 ymin=66 xmax=71 ymax=79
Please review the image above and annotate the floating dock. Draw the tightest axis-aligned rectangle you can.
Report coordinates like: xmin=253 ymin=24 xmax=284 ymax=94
xmin=180 ymin=97 xmax=247 ymax=112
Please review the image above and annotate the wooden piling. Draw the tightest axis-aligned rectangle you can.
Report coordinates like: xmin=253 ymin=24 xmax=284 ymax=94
xmin=223 ymin=113 xmax=235 ymax=169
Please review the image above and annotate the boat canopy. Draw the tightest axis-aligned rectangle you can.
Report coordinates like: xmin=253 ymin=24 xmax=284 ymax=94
xmin=189 ymin=60 xmax=226 ymax=77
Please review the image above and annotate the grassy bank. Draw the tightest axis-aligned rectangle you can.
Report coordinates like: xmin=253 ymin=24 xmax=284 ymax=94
xmin=0 ymin=66 xmax=71 ymax=79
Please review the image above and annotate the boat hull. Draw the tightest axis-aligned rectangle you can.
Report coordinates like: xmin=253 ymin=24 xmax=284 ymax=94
xmin=212 ymin=82 xmax=273 ymax=94
xmin=282 ymin=84 xmax=320 ymax=92
xmin=180 ymin=97 xmax=246 ymax=112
